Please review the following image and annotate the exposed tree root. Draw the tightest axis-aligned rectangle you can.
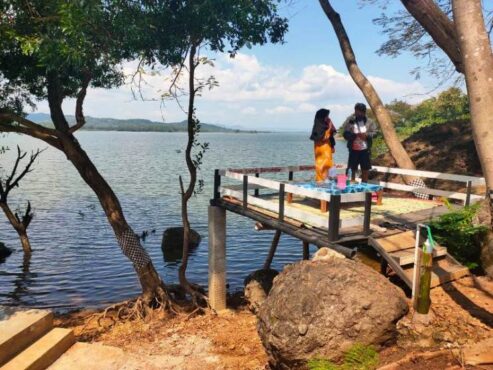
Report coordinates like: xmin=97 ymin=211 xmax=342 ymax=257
xmin=81 ymin=283 xmax=213 ymax=332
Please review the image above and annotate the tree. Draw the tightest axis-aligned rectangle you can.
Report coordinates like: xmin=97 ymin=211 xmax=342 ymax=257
xmin=0 ymin=0 xmax=182 ymax=308
xmin=151 ymin=1 xmax=287 ymax=304
xmin=318 ymin=0 xmax=416 ymax=177
xmin=452 ymin=0 xmax=493 ymax=277
xmin=0 ymin=146 xmax=41 ymax=254
xmin=367 ymin=0 xmax=492 ymax=81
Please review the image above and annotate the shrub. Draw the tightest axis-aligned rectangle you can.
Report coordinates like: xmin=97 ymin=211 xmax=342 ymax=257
xmin=430 ymin=204 xmax=488 ymax=270
xmin=307 ymin=344 xmax=379 ymax=370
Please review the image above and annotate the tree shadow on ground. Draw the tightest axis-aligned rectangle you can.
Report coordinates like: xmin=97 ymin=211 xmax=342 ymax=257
xmin=443 ymin=280 xmax=493 ymax=328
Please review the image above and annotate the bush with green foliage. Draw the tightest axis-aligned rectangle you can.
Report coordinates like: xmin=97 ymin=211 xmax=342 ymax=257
xmin=430 ymin=204 xmax=487 ymax=270
xmin=307 ymin=344 xmax=379 ymax=370
xmin=362 ymin=87 xmax=470 ymax=158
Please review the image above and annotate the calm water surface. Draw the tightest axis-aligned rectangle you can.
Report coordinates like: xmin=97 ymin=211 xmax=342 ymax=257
xmin=0 ymin=132 xmax=348 ymax=311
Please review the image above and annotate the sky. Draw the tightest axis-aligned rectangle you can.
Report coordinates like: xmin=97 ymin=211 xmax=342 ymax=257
xmin=34 ymin=1 xmax=459 ymax=132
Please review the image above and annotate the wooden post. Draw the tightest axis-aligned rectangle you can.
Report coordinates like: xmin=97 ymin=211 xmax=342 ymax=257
xmin=243 ymin=175 xmax=248 ymax=209
xmin=208 ymin=205 xmax=227 ymax=311
xmin=279 ymin=183 xmax=285 ymax=221
xmin=213 ymin=169 xmax=221 ymax=200
xmin=328 ymin=195 xmax=341 ymax=241
xmin=254 ymin=173 xmax=260 ymax=197
xmin=303 ymin=241 xmax=310 ymax=260
xmin=287 ymin=193 xmax=293 ymax=203
xmin=363 ymin=192 xmax=372 ymax=235
xmin=380 ymin=258 xmax=389 ymax=276
xmin=465 ymin=180 xmax=472 ymax=206
xmin=263 ymin=230 xmax=281 ymax=269
xmin=287 ymin=171 xmax=293 ymax=203
xmin=376 ymin=190 xmax=383 ymax=206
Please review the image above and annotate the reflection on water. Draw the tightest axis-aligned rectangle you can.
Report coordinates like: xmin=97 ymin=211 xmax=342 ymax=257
xmin=0 ymin=132 xmax=349 ymax=311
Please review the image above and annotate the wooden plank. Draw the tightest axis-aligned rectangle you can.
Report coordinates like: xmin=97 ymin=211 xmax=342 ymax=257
xmin=220 ymin=187 xmax=366 ymax=230
xmin=371 ymin=165 xmax=485 ymax=185
xmin=226 ymin=183 xmax=268 ymax=191
xmin=369 ymin=237 xmax=413 ymax=288
xmin=403 ymin=255 xmax=469 ymax=288
xmin=220 ymin=163 xmax=347 ymax=176
xmin=220 ymin=187 xmax=329 ymax=229
xmin=371 ymin=180 xmax=483 ymax=203
xmin=224 ymin=171 xmax=367 ymax=203
xmin=375 ymin=231 xmax=417 ymax=253
xmin=390 ymin=245 xmax=447 ymax=266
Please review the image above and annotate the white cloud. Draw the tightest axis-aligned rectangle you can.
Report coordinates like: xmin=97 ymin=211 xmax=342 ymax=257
xmin=298 ymin=103 xmax=317 ymax=112
xmin=240 ymin=106 xmax=257 ymax=115
xmin=32 ymin=52 xmax=430 ymax=131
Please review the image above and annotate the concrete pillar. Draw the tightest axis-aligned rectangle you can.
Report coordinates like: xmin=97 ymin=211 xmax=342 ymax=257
xmin=208 ymin=205 xmax=227 ymax=311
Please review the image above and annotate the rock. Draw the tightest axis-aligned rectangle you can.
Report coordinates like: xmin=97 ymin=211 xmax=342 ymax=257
xmin=244 ymin=269 xmax=279 ymax=315
xmin=161 ymin=227 xmax=201 ymax=263
xmin=312 ymin=247 xmax=344 ymax=261
xmin=257 ymin=259 xmax=409 ymax=369
xmin=0 ymin=242 xmax=12 ymax=262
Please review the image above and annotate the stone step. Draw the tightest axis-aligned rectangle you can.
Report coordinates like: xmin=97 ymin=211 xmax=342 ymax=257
xmin=0 ymin=308 xmax=53 ymax=366
xmin=1 ymin=328 xmax=75 ymax=370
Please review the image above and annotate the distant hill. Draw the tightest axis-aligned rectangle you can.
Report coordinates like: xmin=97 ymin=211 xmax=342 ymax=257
xmin=27 ymin=113 xmax=259 ymax=133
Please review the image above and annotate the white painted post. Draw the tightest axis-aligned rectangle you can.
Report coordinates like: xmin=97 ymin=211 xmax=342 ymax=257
xmin=208 ymin=205 xmax=227 ymax=311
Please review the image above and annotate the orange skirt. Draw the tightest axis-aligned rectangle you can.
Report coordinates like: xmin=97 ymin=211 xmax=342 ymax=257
xmin=314 ymin=142 xmax=333 ymax=183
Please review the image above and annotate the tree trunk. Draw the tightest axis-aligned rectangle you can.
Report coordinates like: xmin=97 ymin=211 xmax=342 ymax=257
xmin=18 ymin=232 xmax=31 ymax=255
xmin=452 ymin=0 xmax=493 ymax=277
xmin=0 ymin=202 xmax=32 ymax=254
xmin=319 ymin=0 xmax=416 ymax=178
xmin=57 ymin=132 xmax=168 ymax=301
xmin=401 ymin=0 xmax=464 ymax=73
xmin=179 ymin=43 xmax=199 ymax=299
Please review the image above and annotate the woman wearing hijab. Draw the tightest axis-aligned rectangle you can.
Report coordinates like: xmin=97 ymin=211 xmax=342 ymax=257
xmin=310 ymin=108 xmax=336 ymax=183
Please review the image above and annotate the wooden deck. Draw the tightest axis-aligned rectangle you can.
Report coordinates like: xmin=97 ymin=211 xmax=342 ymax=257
xmin=207 ymin=164 xmax=484 ymax=307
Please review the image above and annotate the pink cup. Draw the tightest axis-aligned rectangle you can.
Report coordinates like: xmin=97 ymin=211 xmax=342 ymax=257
xmin=337 ymin=174 xmax=347 ymax=190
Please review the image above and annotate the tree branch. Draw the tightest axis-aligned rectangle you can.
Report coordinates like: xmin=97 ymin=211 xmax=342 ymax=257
xmin=0 ymin=117 xmax=62 ymax=150
xmin=69 ymin=72 xmax=91 ymax=133
xmin=400 ymin=0 xmax=464 ymax=73
xmin=0 ymin=113 xmax=58 ymax=136
xmin=1 ymin=146 xmax=43 ymax=200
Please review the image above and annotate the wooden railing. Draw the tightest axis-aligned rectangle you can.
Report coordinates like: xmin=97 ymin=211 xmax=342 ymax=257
xmin=218 ymin=164 xmax=486 ymax=206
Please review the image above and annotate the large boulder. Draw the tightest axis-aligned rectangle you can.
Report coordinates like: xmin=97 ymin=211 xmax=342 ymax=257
xmin=244 ymin=268 xmax=279 ymax=315
xmin=257 ymin=258 xmax=409 ymax=369
xmin=161 ymin=227 xmax=201 ymax=263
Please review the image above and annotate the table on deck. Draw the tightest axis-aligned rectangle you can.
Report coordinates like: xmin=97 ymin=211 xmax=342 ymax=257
xmin=287 ymin=182 xmax=383 ymax=241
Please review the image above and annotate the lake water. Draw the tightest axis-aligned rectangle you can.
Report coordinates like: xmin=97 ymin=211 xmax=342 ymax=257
xmin=0 ymin=131 xmax=349 ymax=311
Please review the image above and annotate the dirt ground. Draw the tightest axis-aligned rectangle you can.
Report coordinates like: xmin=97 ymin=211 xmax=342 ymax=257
xmin=56 ymin=275 xmax=492 ymax=370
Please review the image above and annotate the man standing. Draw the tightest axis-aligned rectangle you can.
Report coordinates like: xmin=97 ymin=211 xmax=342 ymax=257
xmin=342 ymin=103 xmax=377 ymax=183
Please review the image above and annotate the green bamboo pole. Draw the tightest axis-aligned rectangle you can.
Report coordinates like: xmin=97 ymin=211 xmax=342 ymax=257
xmin=416 ymin=227 xmax=435 ymax=314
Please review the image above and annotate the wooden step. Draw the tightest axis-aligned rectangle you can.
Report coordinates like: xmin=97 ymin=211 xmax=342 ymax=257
xmin=375 ymin=230 xmax=417 ymax=253
xmin=1 ymin=328 xmax=75 ymax=370
xmin=390 ymin=245 xmax=448 ymax=266
xmin=403 ymin=255 xmax=469 ymax=288
xmin=0 ymin=309 xmax=53 ymax=366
